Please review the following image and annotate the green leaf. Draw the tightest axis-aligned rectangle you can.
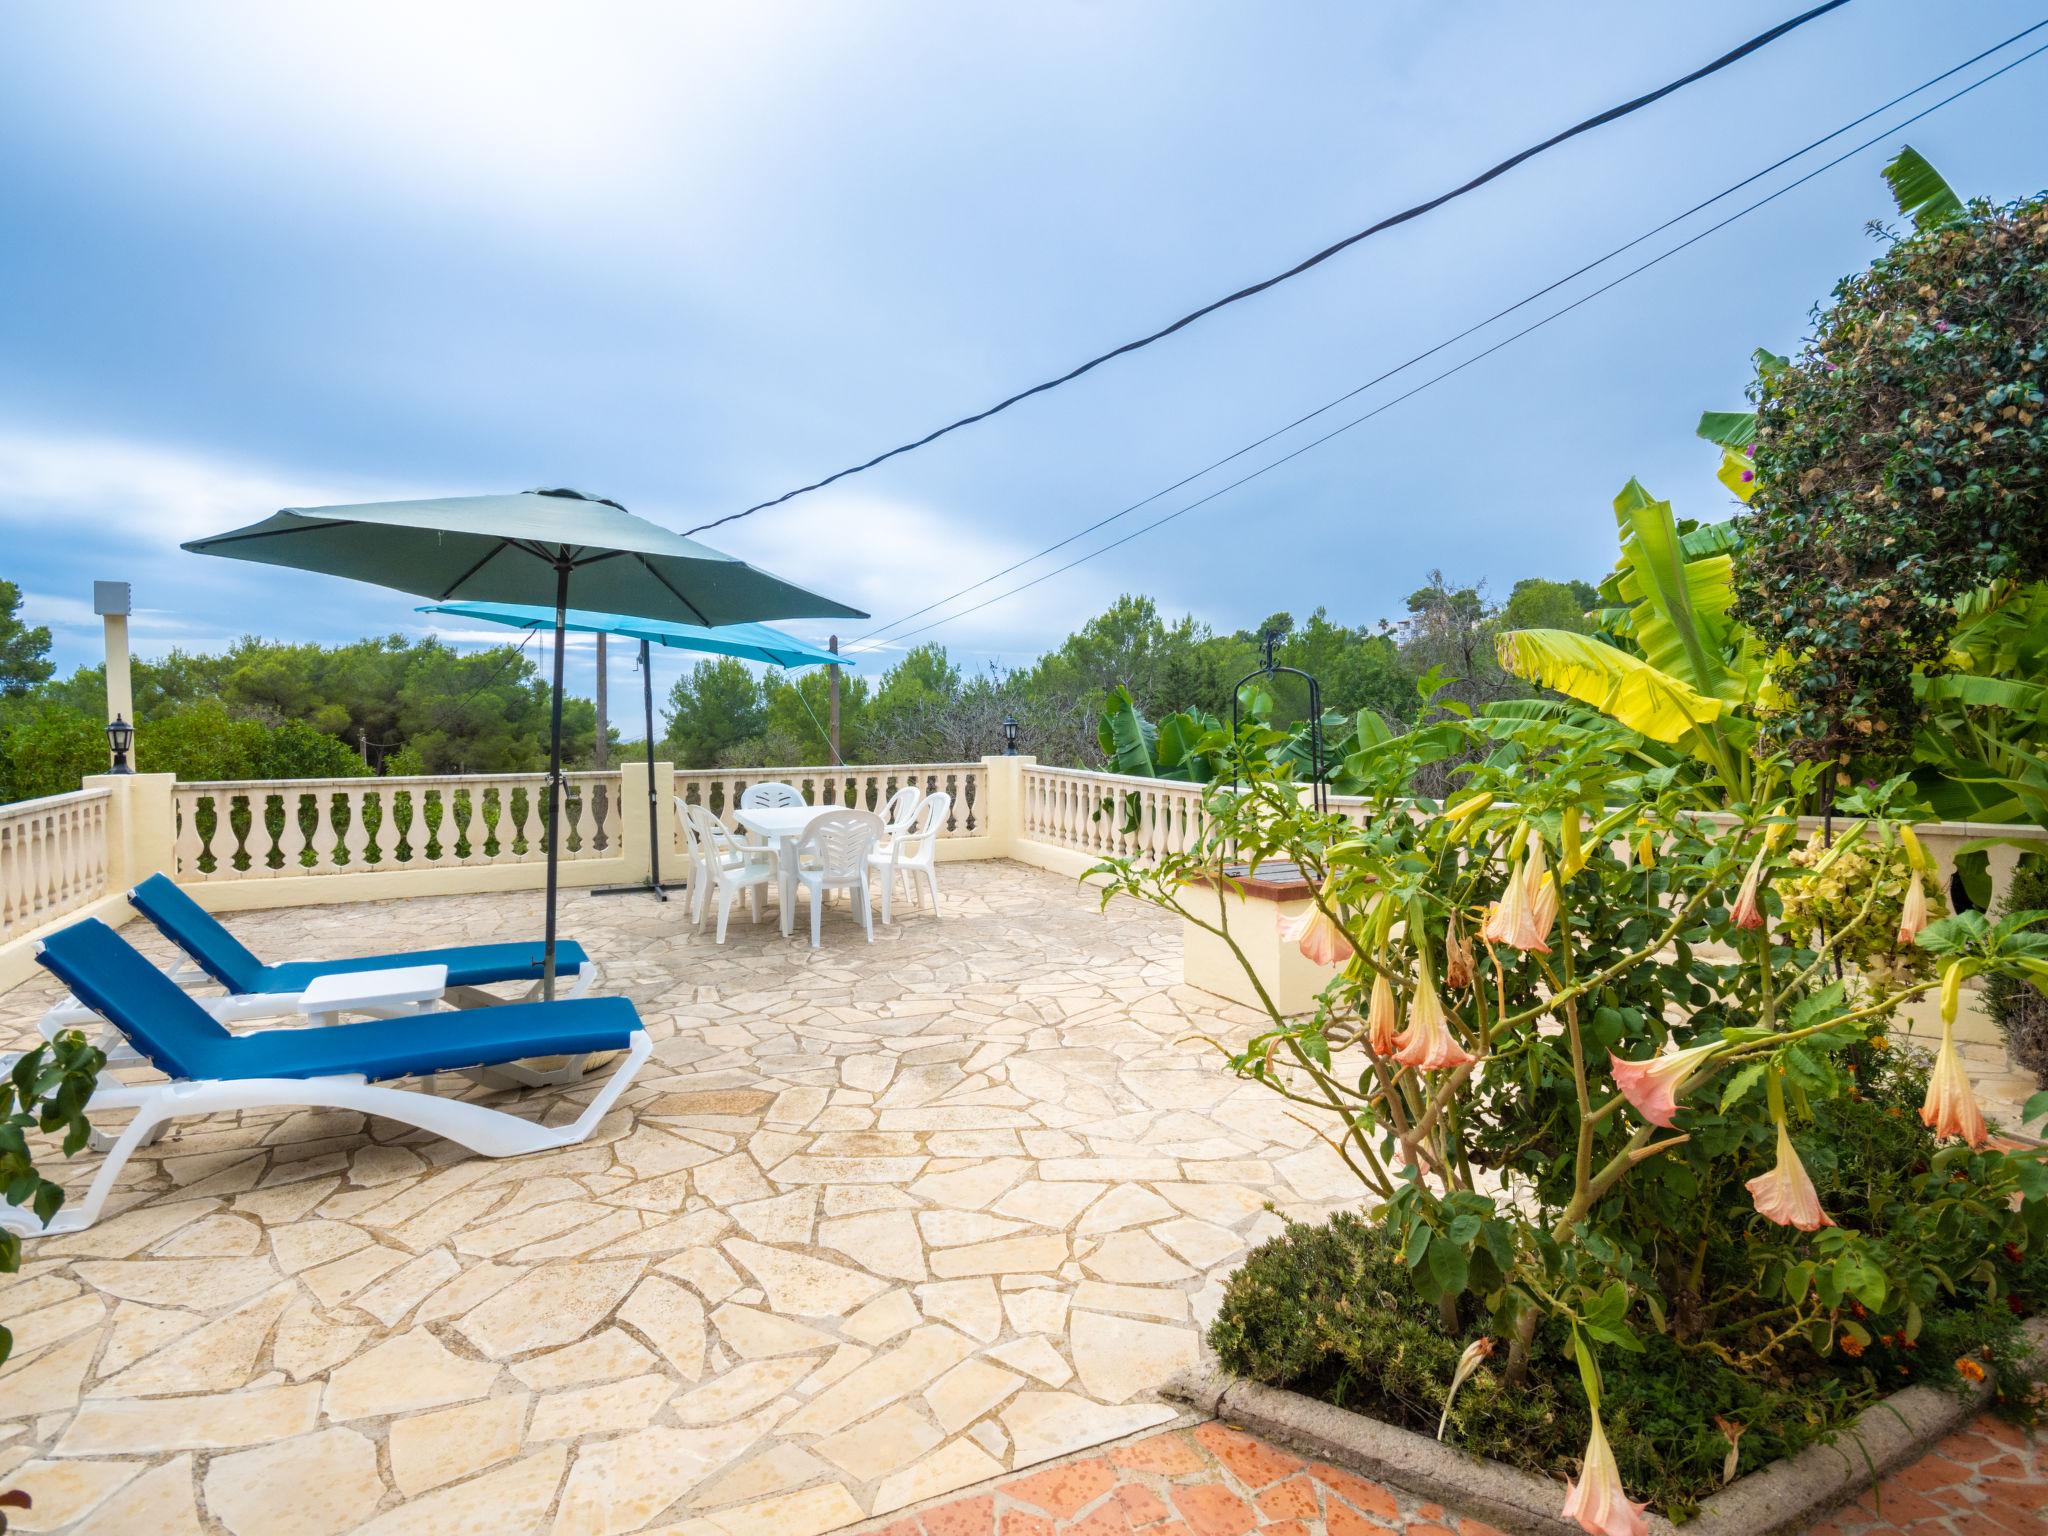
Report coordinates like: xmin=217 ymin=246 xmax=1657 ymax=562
xmin=1882 ymin=145 xmax=1964 ymax=231
xmin=1495 ymin=629 xmax=1722 ymax=749
xmin=1096 ymin=685 xmax=1158 ymax=777
xmin=1426 ymin=1236 xmax=1469 ymax=1297
xmin=1695 ymin=411 xmax=1756 ymax=450
xmin=1719 ymin=1062 xmax=1767 ymax=1112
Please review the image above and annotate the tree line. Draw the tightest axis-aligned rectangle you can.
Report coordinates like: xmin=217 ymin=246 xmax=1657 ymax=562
xmin=0 ymin=571 xmax=1595 ymax=800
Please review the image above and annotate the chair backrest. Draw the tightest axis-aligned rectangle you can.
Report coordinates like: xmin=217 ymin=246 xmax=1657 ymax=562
xmin=796 ymin=809 xmax=882 ymax=877
xmin=687 ymin=803 xmax=741 ymax=855
xmin=38 ymin=918 xmax=238 ymax=1080
xmin=881 ymin=785 xmax=921 ymax=830
xmin=675 ymin=798 xmax=704 ymax=860
xmin=897 ymin=792 xmax=950 ymax=857
xmin=127 ymin=872 xmax=268 ymax=993
xmin=740 ymin=782 xmax=804 ymax=810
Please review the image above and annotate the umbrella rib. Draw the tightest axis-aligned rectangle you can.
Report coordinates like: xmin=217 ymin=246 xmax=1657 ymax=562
xmin=633 ymin=554 xmax=714 ymax=627
xmin=190 ymin=517 xmax=353 ymax=548
xmin=436 ymin=539 xmax=517 ymax=600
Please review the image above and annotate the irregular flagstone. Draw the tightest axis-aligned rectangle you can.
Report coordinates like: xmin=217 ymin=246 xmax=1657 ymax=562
xmin=273 ymin=1296 xmax=373 ymax=1381
xmin=685 ymin=1481 xmax=867 ymax=1536
xmin=672 ymin=1353 xmax=814 ymax=1425
xmin=814 ymin=1398 xmax=942 ymax=1479
xmin=871 ymin=1436 xmax=1008 ymax=1517
xmin=67 ymin=1453 xmax=202 ymax=1536
xmin=1075 ymin=1184 xmax=1178 ymax=1233
xmin=909 ymin=1156 xmax=1031 ymax=1210
xmin=0 ymin=1332 xmax=98 ymax=1418
xmin=925 ymin=1356 xmax=1025 ymax=1432
xmin=203 ymin=1427 xmax=382 ymax=1536
xmin=0 ymin=1459 xmax=145 ymax=1530
xmin=1000 ymin=1389 xmax=1178 ymax=1465
xmin=723 ymin=1237 xmax=889 ymax=1316
xmin=617 ymin=1273 xmax=708 ymax=1378
xmin=455 ymin=1259 xmax=641 ymax=1357
xmin=100 ymin=1301 xmax=201 ymax=1375
xmin=323 ymin=1327 xmax=499 ymax=1419
xmin=354 ymin=1445 xmax=567 ymax=1536
xmin=929 ymin=1232 xmax=1067 ymax=1279
xmin=387 ymin=1393 xmax=530 ymax=1495
xmin=96 ymin=1282 xmax=294 ymax=1397
xmin=550 ymin=1419 xmax=768 ymax=1536
xmin=688 ymin=1443 xmax=833 ymax=1509
xmin=69 ymin=1257 xmax=278 ymax=1310
xmin=510 ymin=1327 xmax=657 ymax=1391
xmin=1080 ymin=1229 xmax=1194 ymax=1283
xmin=991 ymin=1180 xmax=1104 ymax=1228
xmin=915 ymin=1277 xmax=1003 ymax=1342
xmin=530 ymin=1372 xmax=675 ymax=1439
xmin=1068 ymin=1307 xmax=1197 ymax=1403
xmin=726 ymin=1188 xmax=816 ymax=1244
xmin=779 ymin=1324 xmax=976 ymax=1437
xmin=815 ymin=1210 xmax=927 ymax=1282
xmin=351 ymin=1248 xmax=462 ymax=1327
xmin=710 ymin=1302 xmax=840 ymax=1358
xmin=55 ymin=1383 xmax=321 ymax=1456
xmin=841 ymin=1289 xmax=921 ymax=1346
xmin=987 ymin=1334 xmax=1074 ymax=1388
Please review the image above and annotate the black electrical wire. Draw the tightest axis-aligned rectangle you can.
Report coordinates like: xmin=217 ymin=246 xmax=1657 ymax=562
xmin=844 ymin=18 xmax=2048 ymax=652
xmin=846 ymin=37 xmax=2048 ymax=655
xmin=689 ymin=0 xmax=1856 ymax=536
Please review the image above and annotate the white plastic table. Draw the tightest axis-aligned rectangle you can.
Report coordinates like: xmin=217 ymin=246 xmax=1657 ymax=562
xmin=734 ymin=804 xmax=825 ymax=936
xmin=295 ymin=964 xmax=449 ymax=1026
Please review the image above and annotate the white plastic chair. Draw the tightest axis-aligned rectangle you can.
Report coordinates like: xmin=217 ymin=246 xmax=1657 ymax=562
xmin=738 ymin=782 xmax=805 ymax=850
xmin=675 ymin=796 xmax=710 ymax=914
xmin=790 ymin=809 xmax=883 ymax=948
xmin=879 ymin=784 xmax=921 ymax=832
xmin=687 ymin=805 xmax=778 ymax=943
xmin=870 ymin=791 xmax=948 ymax=923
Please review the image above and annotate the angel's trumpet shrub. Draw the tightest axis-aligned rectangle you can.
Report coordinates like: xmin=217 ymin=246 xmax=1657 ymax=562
xmin=1745 ymin=1117 xmax=1835 ymax=1231
xmin=1365 ymin=971 xmax=1399 ymax=1056
xmin=1897 ymin=872 xmax=1930 ymax=945
xmin=1444 ymin=915 xmax=1474 ymax=990
xmin=1561 ymin=1412 xmax=1649 ymax=1536
xmin=1607 ymin=1040 xmax=1723 ymax=1129
xmin=1919 ymin=1018 xmax=1988 ymax=1148
xmin=1730 ymin=851 xmax=1768 ymax=931
xmin=1278 ymin=898 xmax=1353 ymax=967
xmin=1484 ymin=841 xmax=1555 ymax=954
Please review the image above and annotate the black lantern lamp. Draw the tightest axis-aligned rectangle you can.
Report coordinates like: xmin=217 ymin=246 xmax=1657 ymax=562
xmin=106 ymin=714 xmax=135 ymax=774
xmin=1001 ymin=715 xmax=1020 ymax=755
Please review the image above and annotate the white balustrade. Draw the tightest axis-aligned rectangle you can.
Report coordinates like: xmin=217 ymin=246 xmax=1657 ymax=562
xmin=171 ymin=772 xmax=622 ymax=882
xmin=668 ymin=763 xmax=989 ymax=856
xmin=1020 ymin=765 xmax=1213 ymax=865
xmin=0 ymin=788 xmax=112 ymax=942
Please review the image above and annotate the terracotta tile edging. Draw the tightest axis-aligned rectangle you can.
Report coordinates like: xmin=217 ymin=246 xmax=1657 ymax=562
xmin=1163 ymin=1316 xmax=2046 ymax=1536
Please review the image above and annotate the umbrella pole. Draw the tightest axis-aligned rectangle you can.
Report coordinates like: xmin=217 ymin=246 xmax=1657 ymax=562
xmin=542 ymin=564 xmax=570 ymax=1001
xmin=592 ymin=636 xmax=686 ymax=899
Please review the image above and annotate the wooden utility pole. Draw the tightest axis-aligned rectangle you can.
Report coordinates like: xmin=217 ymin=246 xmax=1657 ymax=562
xmin=828 ymin=635 xmax=841 ymax=764
xmin=593 ymin=632 xmax=609 ymax=769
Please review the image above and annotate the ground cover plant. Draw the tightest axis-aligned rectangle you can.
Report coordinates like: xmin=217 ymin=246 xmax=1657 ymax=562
xmin=1092 ymin=706 xmax=2048 ymax=1530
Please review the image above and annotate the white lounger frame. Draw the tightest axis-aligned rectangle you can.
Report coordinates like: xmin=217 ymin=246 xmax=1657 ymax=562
xmin=0 ymin=1029 xmax=651 ymax=1239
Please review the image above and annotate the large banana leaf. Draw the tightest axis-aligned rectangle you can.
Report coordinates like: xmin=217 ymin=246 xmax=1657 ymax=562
xmin=1696 ymin=410 xmax=1756 ymax=450
xmin=1097 ymin=684 xmax=1159 ymax=776
xmin=1155 ymin=711 xmax=1217 ymax=782
xmin=1609 ymin=480 xmax=1736 ymax=702
xmin=1882 ymin=145 xmax=1964 ymax=231
xmin=1495 ymin=628 xmax=1723 ymax=750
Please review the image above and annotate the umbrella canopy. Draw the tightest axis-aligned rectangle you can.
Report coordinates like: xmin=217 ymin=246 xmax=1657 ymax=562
xmin=183 ymin=488 xmax=865 ymax=627
xmin=417 ymin=601 xmax=854 ymax=902
xmin=185 ymin=488 xmax=866 ymax=994
xmin=416 ymin=602 xmax=856 ymax=669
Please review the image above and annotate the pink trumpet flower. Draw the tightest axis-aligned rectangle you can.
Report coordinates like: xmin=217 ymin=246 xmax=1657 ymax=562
xmin=1366 ymin=972 xmax=1400 ymax=1056
xmin=1745 ymin=1119 xmax=1835 ymax=1231
xmin=1483 ymin=841 xmax=1556 ymax=954
xmin=1561 ymin=1412 xmax=1649 ymax=1536
xmin=1278 ymin=900 xmax=1354 ymax=967
xmin=1730 ymin=851 xmax=1768 ymax=932
xmin=1919 ymin=1020 xmax=1988 ymax=1149
xmin=1897 ymin=874 xmax=1930 ymax=945
xmin=1394 ymin=978 xmax=1475 ymax=1071
xmin=1606 ymin=1041 xmax=1723 ymax=1129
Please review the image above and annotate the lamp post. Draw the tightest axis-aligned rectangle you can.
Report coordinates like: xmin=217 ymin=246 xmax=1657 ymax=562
xmin=106 ymin=715 xmax=135 ymax=774
xmin=1002 ymin=715 xmax=1020 ymax=755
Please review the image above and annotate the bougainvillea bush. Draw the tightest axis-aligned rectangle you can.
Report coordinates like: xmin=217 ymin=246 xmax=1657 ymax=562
xmin=1092 ymin=716 xmax=2048 ymax=1529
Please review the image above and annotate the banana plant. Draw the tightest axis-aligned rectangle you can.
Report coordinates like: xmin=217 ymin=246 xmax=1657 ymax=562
xmin=1496 ymin=478 xmax=1760 ymax=800
xmin=1910 ymin=580 xmax=2048 ymax=832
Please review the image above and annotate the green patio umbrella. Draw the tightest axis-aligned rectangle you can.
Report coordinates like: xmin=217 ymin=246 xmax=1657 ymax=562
xmin=416 ymin=602 xmax=856 ymax=902
xmin=185 ymin=488 xmax=865 ymax=995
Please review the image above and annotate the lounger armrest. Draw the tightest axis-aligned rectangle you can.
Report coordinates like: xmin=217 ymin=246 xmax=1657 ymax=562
xmin=295 ymin=964 xmax=449 ymax=1024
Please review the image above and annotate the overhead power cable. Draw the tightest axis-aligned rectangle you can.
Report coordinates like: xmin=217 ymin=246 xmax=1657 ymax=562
xmin=687 ymin=0 xmax=1856 ymax=535
xmin=844 ymin=18 xmax=2048 ymax=653
xmin=843 ymin=34 xmax=2048 ymax=655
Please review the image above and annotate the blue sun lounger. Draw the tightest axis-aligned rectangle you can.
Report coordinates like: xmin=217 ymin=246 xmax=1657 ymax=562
xmin=125 ymin=873 xmax=599 ymax=1000
xmin=3 ymin=917 xmax=649 ymax=1239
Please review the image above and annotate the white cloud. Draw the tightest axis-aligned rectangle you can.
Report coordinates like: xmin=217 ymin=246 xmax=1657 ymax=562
xmin=0 ymin=427 xmax=398 ymax=547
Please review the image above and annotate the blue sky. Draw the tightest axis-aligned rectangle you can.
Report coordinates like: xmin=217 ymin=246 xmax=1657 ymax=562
xmin=2 ymin=2 xmax=2043 ymax=734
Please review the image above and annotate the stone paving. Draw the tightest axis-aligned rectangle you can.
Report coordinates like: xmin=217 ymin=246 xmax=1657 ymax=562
xmin=1815 ymin=1413 xmax=2047 ymax=1536
xmin=0 ymin=861 xmax=1362 ymax=1535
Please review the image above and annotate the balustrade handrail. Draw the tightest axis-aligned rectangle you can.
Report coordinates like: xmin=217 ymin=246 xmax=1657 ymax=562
xmin=0 ymin=786 xmax=115 ymax=813
xmin=1 ymin=785 xmax=114 ymax=943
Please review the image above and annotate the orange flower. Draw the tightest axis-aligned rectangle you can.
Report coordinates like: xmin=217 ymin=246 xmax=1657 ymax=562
xmin=1919 ymin=1019 xmax=1988 ymax=1149
xmin=1365 ymin=971 xmax=1400 ymax=1056
xmin=1278 ymin=899 xmax=1354 ymax=967
xmin=1730 ymin=850 xmax=1768 ymax=931
xmin=1606 ymin=1041 xmax=1723 ymax=1129
xmin=1745 ymin=1119 xmax=1835 ymax=1231
xmin=1483 ymin=840 xmax=1556 ymax=954
xmin=1839 ymin=1333 xmax=1866 ymax=1359
xmin=1561 ymin=1412 xmax=1649 ymax=1536
xmin=1956 ymin=1357 xmax=1986 ymax=1383
xmin=1897 ymin=872 xmax=1930 ymax=944
xmin=1393 ymin=978 xmax=1475 ymax=1071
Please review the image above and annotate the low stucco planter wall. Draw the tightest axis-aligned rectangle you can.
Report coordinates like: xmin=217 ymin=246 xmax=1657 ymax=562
xmin=1167 ymin=1317 xmax=2046 ymax=1536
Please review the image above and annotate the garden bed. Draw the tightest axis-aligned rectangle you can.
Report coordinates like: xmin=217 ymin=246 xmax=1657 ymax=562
xmin=1166 ymin=1317 xmax=2045 ymax=1536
